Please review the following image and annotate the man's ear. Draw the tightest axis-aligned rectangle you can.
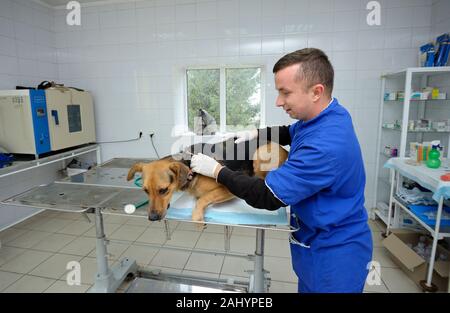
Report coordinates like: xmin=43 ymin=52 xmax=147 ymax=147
xmin=127 ymin=163 xmax=144 ymax=181
xmin=169 ymin=162 xmax=190 ymax=188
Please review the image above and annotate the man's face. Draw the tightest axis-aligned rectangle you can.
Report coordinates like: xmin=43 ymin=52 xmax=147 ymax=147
xmin=274 ymin=63 xmax=315 ymax=121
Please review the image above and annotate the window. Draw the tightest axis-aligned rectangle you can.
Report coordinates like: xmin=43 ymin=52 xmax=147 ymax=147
xmin=186 ymin=66 xmax=262 ymax=134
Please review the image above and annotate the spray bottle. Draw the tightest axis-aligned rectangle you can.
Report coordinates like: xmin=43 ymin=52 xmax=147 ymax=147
xmin=426 ymin=140 xmax=441 ymax=169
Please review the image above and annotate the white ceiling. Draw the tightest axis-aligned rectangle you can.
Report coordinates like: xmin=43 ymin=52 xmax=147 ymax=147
xmin=37 ymin=0 xmax=116 ymax=7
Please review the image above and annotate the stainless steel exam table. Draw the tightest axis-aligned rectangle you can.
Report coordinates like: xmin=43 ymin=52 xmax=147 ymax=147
xmin=2 ymin=158 xmax=293 ymax=293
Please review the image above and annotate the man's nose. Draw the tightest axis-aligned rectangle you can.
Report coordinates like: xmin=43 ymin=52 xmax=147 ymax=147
xmin=275 ymin=96 xmax=283 ymax=107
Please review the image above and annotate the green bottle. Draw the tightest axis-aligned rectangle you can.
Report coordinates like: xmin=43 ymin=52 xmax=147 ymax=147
xmin=426 ymin=141 xmax=441 ymax=169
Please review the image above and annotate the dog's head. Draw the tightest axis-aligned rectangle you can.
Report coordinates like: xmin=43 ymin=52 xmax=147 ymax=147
xmin=127 ymin=160 xmax=191 ymax=221
xmin=193 ymin=109 xmax=217 ymax=135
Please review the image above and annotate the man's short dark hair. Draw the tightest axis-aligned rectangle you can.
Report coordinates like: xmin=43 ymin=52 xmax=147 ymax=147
xmin=273 ymin=48 xmax=334 ymax=96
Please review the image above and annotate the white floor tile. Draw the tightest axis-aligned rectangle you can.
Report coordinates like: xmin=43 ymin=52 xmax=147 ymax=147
xmin=59 ymin=236 xmax=96 ymax=256
xmin=32 ymin=233 xmax=77 ymax=253
xmin=184 ymin=252 xmax=224 ymax=273
xmin=3 ymin=275 xmax=55 ymax=293
xmin=88 ymin=241 xmax=130 ymax=260
xmin=56 ymin=220 xmax=95 ymax=236
xmin=29 ymin=253 xmax=83 ymax=279
xmin=164 ymin=230 xmax=201 ymax=249
xmin=269 ymin=280 xmax=298 ymax=293
xmin=372 ymin=231 xmax=384 ymax=248
xmin=103 ymin=215 xmax=130 ymax=224
xmin=0 ymin=228 xmax=28 ymax=243
xmin=0 ymin=246 xmax=26 ymax=267
xmin=0 ymin=250 xmax=53 ymax=274
xmin=264 ymin=256 xmax=297 ymax=283
xmin=230 ymin=235 xmax=255 ymax=254
xmin=0 ymin=271 xmax=22 ymax=292
xmin=265 ymin=238 xmax=291 ymax=257
xmin=82 ymin=222 xmax=122 ymax=238
xmin=195 ymin=233 xmax=227 ymax=252
xmin=221 ymin=256 xmax=253 ymax=277
xmin=150 ymin=249 xmax=191 ymax=270
xmin=266 ymin=230 xmax=289 ymax=240
xmin=136 ymin=227 xmax=168 ymax=245
xmin=6 ymin=230 xmax=52 ymax=249
xmin=380 ymin=267 xmax=422 ymax=293
xmin=182 ymin=269 xmax=219 ymax=281
xmin=78 ymin=257 xmax=99 ymax=285
xmin=44 ymin=280 xmax=90 ymax=293
xmin=364 ymin=268 xmax=389 ymax=293
xmin=125 ymin=217 xmax=152 ymax=226
xmin=26 ymin=218 xmax=74 ymax=233
xmin=109 ymin=225 xmax=146 ymax=242
xmin=231 ymin=227 xmax=256 ymax=237
xmin=119 ymin=244 xmax=159 ymax=266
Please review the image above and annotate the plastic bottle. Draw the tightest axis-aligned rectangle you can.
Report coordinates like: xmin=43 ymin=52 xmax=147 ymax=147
xmin=426 ymin=140 xmax=441 ymax=169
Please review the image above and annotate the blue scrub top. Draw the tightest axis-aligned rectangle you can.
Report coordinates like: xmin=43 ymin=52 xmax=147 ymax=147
xmin=266 ymin=98 xmax=373 ymax=292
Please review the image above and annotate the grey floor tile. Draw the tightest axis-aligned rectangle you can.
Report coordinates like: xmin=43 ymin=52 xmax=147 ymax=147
xmin=6 ymin=230 xmax=52 ymax=249
xmin=32 ymin=233 xmax=77 ymax=253
xmin=118 ymin=244 xmax=159 ymax=266
xmin=0 ymin=271 xmax=22 ymax=292
xmin=184 ymin=252 xmax=224 ymax=273
xmin=3 ymin=275 xmax=55 ymax=293
xmin=150 ymin=249 xmax=191 ymax=270
xmin=44 ymin=280 xmax=91 ymax=293
xmin=109 ymin=225 xmax=146 ymax=242
xmin=164 ymin=230 xmax=201 ymax=249
xmin=59 ymin=236 xmax=96 ymax=256
xmin=0 ymin=246 xmax=26 ymax=267
xmin=56 ymin=220 xmax=95 ymax=236
xmin=29 ymin=253 xmax=83 ymax=279
xmin=380 ymin=267 xmax=422 ymax=293
xmin=0 ymin=250 xmax=53 ymax=274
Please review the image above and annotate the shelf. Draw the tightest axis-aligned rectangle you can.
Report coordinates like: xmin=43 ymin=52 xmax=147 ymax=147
xmin=0 ymin=144 xmax=99 ymax=179
xmin=384 ymin=99 xmax=448 ymax=102
xmin=392 ymin=195 xmax=450 ymax=239
xmin=374 ymin=209 xmax=389 ymax=226
xmin=382 ymin=66 xmax=450 ymax=78
xmin=382 ymin=126 xmax=450 ymax=133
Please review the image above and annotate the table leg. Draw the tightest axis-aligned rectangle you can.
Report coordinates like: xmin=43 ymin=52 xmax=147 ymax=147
xmin=420 ymin=196 xmax=444 ymax=293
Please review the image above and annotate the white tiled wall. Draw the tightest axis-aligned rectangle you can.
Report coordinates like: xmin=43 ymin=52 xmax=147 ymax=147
xmin=431 ymin=0 xmax=450 ymax=37
xmin=1 ymin=0 xmax=444 ymax=210
xmin=0 ymin=0 xmax=57 ymax=89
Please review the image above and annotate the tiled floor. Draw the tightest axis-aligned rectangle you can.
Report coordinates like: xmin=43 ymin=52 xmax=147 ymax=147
xmin=0 ymin=210 xmax=425 ymax=293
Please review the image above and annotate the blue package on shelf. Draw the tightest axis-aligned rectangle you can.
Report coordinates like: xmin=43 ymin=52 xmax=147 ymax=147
xmin=0 ymin=153 xmax=14 ymax=168
xmin=408 ymin=204 xmax=450 ymax=227
xmin=435 ymin=33 xmax=449 ymax=67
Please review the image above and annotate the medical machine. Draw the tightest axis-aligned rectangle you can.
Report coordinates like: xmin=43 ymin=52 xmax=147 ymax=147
xmin=0 ymin=88 xmax=96 ymax=156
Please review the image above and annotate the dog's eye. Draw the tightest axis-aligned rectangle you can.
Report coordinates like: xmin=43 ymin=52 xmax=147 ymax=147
xmin=159 ymin=188 xmax=168 ymax=195
xmin=143 ymin=188 xmax=149 ymax=194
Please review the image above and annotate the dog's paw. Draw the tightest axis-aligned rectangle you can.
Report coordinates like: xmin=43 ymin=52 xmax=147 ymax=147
xmin=192 ymin=210 xmax=207 ymax=230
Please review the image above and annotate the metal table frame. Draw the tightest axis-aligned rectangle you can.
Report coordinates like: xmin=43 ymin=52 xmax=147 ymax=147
xmin=2 ymin=157 xmax=293 ymax=293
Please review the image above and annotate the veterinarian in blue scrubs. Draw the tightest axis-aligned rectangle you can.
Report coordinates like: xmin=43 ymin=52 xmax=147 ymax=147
xmin=191 ymin=48 xmax=373 ymax=293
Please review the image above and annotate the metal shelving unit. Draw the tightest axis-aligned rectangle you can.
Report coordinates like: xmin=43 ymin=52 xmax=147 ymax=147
xmin=373 ymin=67 xmax=450 ymax=224
xmin=384 ymin=158 xmax=450 ymax=292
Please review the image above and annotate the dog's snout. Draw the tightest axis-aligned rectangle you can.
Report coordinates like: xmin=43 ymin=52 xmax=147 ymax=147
xmin=148 ymin=212 xmax=160 ymax=221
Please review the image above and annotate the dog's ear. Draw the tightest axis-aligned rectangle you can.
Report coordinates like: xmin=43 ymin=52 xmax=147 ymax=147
xmin=127 ymin=163 xmax=144 ymax=181
xmin=169 ymin=162 xmax=190 ymax=188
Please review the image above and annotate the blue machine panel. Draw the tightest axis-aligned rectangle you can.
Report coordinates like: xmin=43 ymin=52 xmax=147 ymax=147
xmin=29 ymin=90 xmax=51 ymax=155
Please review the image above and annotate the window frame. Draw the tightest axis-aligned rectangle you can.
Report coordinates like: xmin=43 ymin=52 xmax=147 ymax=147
xmin=184 ymin=64 xmax=265 ymax=135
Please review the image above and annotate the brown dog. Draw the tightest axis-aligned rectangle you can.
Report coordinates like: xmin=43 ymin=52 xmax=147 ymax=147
xmin=127 ymin=140 xmax=288 ymax=223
